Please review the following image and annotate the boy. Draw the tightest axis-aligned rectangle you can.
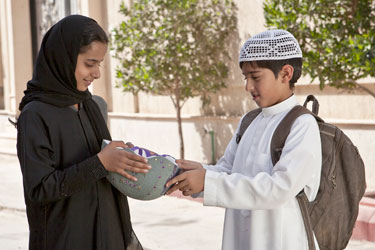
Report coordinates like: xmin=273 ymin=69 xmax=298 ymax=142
xmin=166 ymin=29 xmax=322 ymax=250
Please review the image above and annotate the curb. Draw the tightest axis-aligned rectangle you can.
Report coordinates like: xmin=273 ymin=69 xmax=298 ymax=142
xmin=351 ymin=196 xmax=375 ymax=242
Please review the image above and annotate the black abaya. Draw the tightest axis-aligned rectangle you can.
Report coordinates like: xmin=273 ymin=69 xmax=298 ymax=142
xmin=16 ymin=15 xmax=141 ymax=250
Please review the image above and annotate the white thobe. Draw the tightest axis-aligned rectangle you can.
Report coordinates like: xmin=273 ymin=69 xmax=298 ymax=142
xmin=203 ymin=95 xmax=322 ymax=250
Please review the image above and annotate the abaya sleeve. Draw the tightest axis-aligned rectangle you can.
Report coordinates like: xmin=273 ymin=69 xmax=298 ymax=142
xmin=17 ymin=108 xmax=108 ymax=204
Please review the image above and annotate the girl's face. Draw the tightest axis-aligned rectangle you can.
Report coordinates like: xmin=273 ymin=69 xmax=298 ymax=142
xmin=75 ymin=41 xmax=107 ymax=91
xmin=241 ymin=62 xmax=293 ymax=108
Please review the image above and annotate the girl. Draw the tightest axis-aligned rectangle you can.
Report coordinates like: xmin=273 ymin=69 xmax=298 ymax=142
xmin=17 ymin=15 xmax=149 ymax=250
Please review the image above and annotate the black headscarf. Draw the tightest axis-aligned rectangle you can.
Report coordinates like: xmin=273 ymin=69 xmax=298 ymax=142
xmin=19 ymin=15 xmax=111 ymax=153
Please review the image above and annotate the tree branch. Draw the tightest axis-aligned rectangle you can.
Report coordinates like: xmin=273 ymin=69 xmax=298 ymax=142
xmin=170 ymin=95 xmax=177 ymax=109
xmin=355 ymin=83 xmax=375 ymax=99
xmin=351 ymin=0 xmax=359 ymax=16
xmin=181 ymin=99 xmax=187 ymax=108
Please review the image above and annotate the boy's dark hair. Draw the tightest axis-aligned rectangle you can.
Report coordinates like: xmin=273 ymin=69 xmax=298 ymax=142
xmin=240 ymin=58 xmax=302 ymax=89
xmin=79 ymin=20 xmax=109 ymax=53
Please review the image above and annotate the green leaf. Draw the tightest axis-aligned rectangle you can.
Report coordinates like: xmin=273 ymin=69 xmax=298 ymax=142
xmin=111 ymin=0 xmax=237 ymax=103
xmin=264 ymin=0 xmax=375 ymax=96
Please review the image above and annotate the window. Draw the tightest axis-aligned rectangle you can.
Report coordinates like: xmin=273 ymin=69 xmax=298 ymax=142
xmin=29 ymin=0 xmax=80 ymax=62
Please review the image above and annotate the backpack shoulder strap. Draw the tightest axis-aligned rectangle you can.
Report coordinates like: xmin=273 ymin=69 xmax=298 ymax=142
xmin=270 ymin=105 xmax=317 ymax=250
xmin=270 ymin=105 xmax=312 ymax=165
xmin=236 ymin=108 xmax=262 ymax=144
xmin=303 ymin=95 xmax=319 ymax=115
xmin=270 ymin=96 xmax=323 ymax=250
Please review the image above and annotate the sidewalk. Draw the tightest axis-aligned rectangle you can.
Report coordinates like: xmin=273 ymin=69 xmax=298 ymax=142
xmin=1 ymin=154 xmax=374 ymax=250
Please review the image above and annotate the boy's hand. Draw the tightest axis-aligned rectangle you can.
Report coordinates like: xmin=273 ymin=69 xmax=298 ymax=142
xmin=175 ymin=159 xmax=203 ymax=171
xmin=165 ymin=168 xmax=206 ymax=196
xmin=97 ymin=141 xmax=152 ymax=181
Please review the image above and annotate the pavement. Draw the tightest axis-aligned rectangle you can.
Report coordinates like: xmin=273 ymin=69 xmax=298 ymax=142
xmin=1 ymin=154 xmax=374 ymax=250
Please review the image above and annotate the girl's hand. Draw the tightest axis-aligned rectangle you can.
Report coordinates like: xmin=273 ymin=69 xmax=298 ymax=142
xmin=97 ymin=141 xmax=151 ymax=181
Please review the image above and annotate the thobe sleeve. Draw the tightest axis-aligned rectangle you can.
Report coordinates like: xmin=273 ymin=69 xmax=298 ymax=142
xmin=17 ymin=109 xmax=108 ymax=205
xmin=204 ymin=114 xmax=322 ymax=210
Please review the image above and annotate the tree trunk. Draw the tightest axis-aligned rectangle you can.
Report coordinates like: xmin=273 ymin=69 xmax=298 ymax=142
xmin=172 ymin=81 xmax=185 ymax=160
xmin=133 ymin=92 xmax=140 ymax=113
xmin=176 ymin=103 xmax=185 ymax=160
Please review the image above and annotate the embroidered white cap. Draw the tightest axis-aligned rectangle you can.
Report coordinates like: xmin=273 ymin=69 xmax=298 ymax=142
xmin=239 ymin=29 xmax=302 ymax=62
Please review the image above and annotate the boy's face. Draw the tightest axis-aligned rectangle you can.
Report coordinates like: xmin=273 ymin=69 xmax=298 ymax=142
xmin=241 ymin=62 xmax=293 ymax=108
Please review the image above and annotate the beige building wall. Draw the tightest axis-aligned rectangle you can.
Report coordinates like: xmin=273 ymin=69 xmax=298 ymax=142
xmin=0 ymin=31 xmax=3 ymax=110
xmin=0 ymin=0 xmax=33 ymax=155
xmin=79 ymin=0 xmax=114 ymax=111
xmin=0 ymin=0 xmax=33 ymax=115
xmin=0 ymin=0 xmax=374 ymax=190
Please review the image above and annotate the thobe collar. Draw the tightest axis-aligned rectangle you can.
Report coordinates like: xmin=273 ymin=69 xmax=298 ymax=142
xmin=261 ymin=94 xmax=297 ymax=117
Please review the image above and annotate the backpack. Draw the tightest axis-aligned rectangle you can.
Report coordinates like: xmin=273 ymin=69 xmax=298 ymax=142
xmin=236 ymin=95 xmax=366 ymax=250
